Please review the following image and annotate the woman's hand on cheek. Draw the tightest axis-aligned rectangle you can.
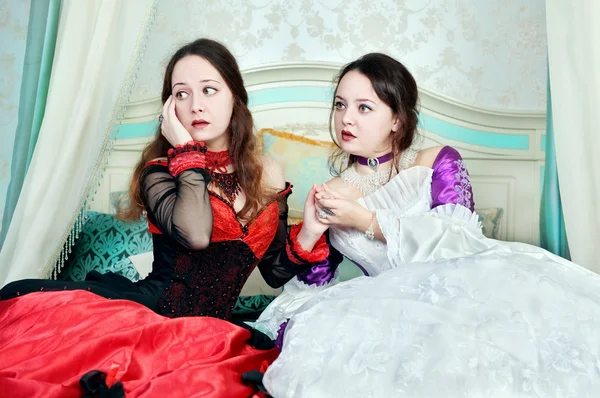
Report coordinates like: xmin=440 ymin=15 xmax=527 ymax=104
xmin=160 ymin=95 xmax=193 ymax=146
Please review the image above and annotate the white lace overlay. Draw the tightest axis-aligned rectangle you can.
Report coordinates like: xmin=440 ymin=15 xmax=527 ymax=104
xmin=339 ymin=147 xmax=420 ymax=196
xmin=453 ymin=158 xmax=474 ymax=209
xmin=262 ymin=168 xmax=600 ymax=397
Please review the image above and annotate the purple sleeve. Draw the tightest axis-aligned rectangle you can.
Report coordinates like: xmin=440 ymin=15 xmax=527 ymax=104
xmin=430 ymin=146 xmax=475 ymax=211
xmin=295 ymin=231 xmax=344 ymax=287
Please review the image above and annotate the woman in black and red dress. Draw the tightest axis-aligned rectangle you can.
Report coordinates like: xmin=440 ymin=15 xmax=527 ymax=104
xmin=0 ymin=38 xmax=336 ymax=397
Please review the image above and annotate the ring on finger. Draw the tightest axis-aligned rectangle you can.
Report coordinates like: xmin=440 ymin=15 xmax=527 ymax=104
xmin=321 ymin=207 xmax=335 ymax=216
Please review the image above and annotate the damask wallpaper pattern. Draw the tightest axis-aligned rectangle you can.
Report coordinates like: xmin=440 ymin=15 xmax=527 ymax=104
xmin=0 ymin=0 xmax=30 ymax=232
xmin=131 ymin=0 xmax=547 ymax=111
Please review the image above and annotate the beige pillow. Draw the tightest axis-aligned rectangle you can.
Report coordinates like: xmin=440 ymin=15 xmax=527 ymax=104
xmin=240 ymin=267 xmax=282 ymax=296
xmin=258 ymin=128 xmax=335 ymax=224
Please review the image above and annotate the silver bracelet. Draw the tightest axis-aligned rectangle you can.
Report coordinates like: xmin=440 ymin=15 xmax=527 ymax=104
xmin=365 ymin=212 xmax=376 ymax=240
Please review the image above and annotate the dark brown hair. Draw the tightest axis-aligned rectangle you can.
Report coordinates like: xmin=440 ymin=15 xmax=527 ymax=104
xmin=329 ymin=53 xmax=419 ymax=174
xmin=120 ymin=38 xmax=265 ymax=220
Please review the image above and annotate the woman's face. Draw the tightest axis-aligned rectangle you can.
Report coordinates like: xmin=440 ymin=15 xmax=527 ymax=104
xmin=333 ymin=70 xmax=400 ymax=158
xmin=170 ymin=55 xmax=234 ymax=149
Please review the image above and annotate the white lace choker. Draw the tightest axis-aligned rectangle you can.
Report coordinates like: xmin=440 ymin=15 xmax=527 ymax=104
xmin=341 ymin=148 xmax=418 ymax=195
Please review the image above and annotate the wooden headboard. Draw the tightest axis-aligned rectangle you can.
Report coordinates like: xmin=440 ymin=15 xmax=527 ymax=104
xmin=91 ymin=62 xmax=545 ymax=245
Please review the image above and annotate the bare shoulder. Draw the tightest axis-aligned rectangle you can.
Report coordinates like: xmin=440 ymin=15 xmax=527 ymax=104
xmin=323 ymin=175 xmax=361 ymax=200
xmin=324 ymin=176 xmax=345 ymax=191
xmin=413 ymin=146 xmax=445 ymax=168
xmin=261 ymin=155 xmax=286 ymax=190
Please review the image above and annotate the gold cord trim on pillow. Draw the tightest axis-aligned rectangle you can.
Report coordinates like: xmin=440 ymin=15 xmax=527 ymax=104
xmin=257 ymin=128 xmax=336 ymax=151
xmin=287 ymin=217 xmax=303 ymax=225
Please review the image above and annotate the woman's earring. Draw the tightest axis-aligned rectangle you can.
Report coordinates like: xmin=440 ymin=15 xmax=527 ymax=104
xmin=341 ymin=153 xmax=349 ymax=169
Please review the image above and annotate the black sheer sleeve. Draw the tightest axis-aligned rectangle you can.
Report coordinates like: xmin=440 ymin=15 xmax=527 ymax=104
xmin=141 ymin=164 xmax=213 ymax=250
xmin=257 ymin=190 xmax=343 ymax=288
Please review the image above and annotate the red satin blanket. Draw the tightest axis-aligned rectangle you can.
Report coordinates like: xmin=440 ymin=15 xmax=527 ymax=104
xmin=0 ymin=290 xmax=277 ymax=397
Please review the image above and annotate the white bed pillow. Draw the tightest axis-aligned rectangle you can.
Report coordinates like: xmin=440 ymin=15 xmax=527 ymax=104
xmin=128 ymin=252 xmax=154 ymax=279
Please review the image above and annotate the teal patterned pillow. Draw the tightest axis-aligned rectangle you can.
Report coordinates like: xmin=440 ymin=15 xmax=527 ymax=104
xmin=111 ymin=257 xmax=142 ymax=282
xmin=63 ymin=211 xmax=152 ymax=281
xmin=233 ymin=295 xmax=276 ymax=317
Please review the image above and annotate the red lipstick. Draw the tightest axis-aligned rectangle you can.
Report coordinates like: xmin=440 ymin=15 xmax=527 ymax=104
xmin=341 ymin=130 xmax=356 ymax=141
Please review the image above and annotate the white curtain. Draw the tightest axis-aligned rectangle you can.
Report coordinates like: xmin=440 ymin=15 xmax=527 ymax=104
xmin=0 ymin=0 xmax=156 ymax=285
xmin=546 ymin=1 xmax=600 ymax=271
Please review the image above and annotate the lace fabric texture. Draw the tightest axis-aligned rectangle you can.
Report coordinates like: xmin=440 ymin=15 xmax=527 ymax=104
xmin=340 ymin=148 xmax=418 ymax=196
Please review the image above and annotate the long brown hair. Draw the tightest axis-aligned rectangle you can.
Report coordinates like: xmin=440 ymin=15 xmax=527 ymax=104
xmin=120 ymin=38 xmax=265 ymax=220
xmin=328 ymin=53 xmax=419 ymax=175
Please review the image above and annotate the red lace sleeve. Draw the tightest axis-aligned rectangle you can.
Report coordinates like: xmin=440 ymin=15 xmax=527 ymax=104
xmin=285 ymin=223 xmax=329 ymax=265
xmin=167 ymin=141 xmax=207 ymax=177
xmin=256 ymin=186 xmax=340 ymax=288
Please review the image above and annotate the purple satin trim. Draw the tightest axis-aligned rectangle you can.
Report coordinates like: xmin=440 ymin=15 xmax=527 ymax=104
xmin=296 ymin=258 xmax=337 ymax=286
xmin=431 ymin=146 xmax=475 ymax=211
xmin=275 ymin=320 xmax=288 ymax=350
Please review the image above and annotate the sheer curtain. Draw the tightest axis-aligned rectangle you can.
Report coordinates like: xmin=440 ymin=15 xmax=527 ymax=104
xmin=0 ymin=0 xmax=157 ymax=286
xmin=546 ymin=0 xmax=600 ymax=271
xmin=1 ymin=0 xmax=61 ymax=250
xmin=539 ymin=72 xmax=570 ymax=260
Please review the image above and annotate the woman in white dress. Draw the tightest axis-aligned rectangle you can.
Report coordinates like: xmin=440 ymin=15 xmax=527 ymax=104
xmin=256 ymin=53 xmax=600 ymax=397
